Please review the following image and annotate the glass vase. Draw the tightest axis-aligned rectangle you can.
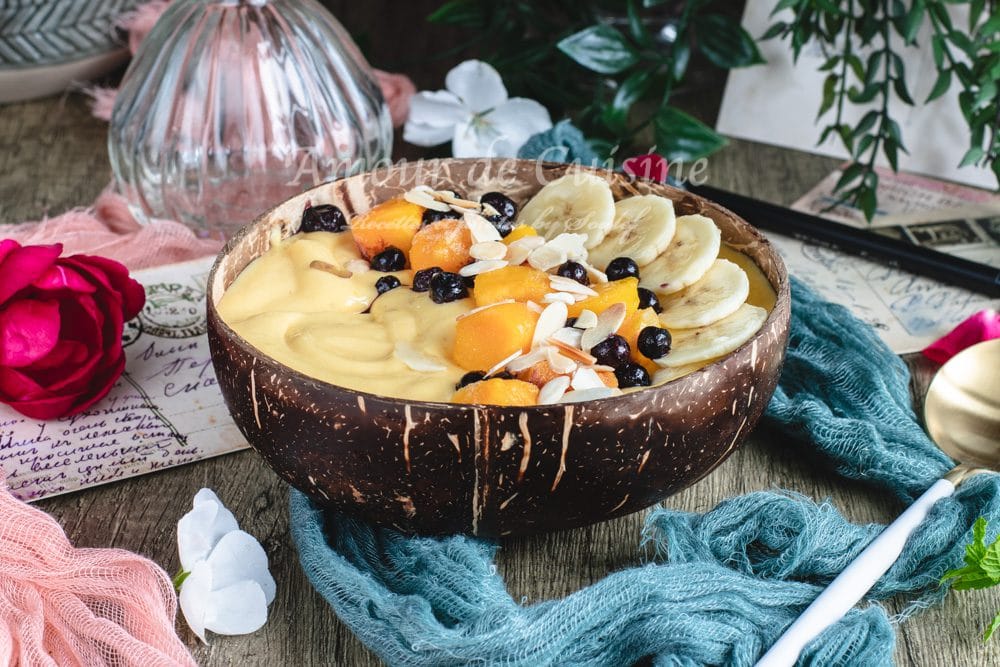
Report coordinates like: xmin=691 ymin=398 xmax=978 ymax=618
xmin=109 ymin=0 xmax=392 ymax=239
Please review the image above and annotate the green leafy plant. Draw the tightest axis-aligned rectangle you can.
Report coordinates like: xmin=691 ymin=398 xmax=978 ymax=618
xmin=427 ymin=0 xmax=763 ymax=163
xmin=764 ymin=0 xmax=1000 ymax=220
xmin=941 ymin=517 xmax=1000 ymax=642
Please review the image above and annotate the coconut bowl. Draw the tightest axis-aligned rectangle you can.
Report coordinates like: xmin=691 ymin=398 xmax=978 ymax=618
xmin=207 ymin=159 xmax=790 ymax=537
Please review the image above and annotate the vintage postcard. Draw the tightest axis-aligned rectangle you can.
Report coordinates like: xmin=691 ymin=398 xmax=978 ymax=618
xmin=0 ymin=256 xmax=249 ymax=502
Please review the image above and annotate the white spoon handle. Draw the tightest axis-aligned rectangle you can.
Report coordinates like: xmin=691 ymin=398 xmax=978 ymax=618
xmin=755 ymin=478 xmax=956 ymax=667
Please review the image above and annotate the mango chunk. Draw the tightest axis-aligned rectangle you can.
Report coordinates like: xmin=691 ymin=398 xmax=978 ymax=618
xmin=596 ymin=369 xmax=619 ymax=388
xmin=409 ymin=218 xmax=472 ymax=273
xmin=453 ymin=302 xmax=538 ymax=371
xmin=567 ymin=277 xmax=640 ymax=318
xmin=504 ymin=225 xmax=538 ymax=244
xmin=350 ymin=198 xmax=423 ymax=259
xmin=517 ymin=360 xmax=561 ymax=388
xmin=452 ymin=378 xmax=540 ymax=406
xmin=473 ymin=265 xmax=551 ymax=306
xmin=618 ymin=307 xmax=660 ymax=353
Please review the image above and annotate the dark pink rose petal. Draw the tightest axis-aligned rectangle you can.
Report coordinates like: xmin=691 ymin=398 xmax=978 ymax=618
xmin=0 ymin=239 xmax=18 ymax=264
xmin=923 ymin=309 xmax=1000 ymax=364
xmin=622 ymin=153 xmax=670 ymax=184
xmin=32 ymin=263 xmax=98 ymax=294
xmin=29 ymin=340 xmax=89 ymax=373
xmin=65 ymin=352 xmax=126 ymax=416
xmin=0 ymin=367 xmax=81 ymax=419
xmin=0 ymin=299 xmax=61 ymax=368
xmin=0 ymin=243 xmax=62 ymax=306
xmin=63 ymin=254 xmax=146 ymax=319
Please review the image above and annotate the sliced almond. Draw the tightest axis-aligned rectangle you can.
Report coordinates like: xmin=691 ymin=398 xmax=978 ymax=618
xmin=505 ymin=244 xmax=532 ymax=266
xmin=525 ymin=300 xmax=544 ymax=314
xmin=548 ymin=338 xmax=597 ymax=365
xmin=532 ymin=302 xmax=568 ymax=348
xmin=542 ymin=292 xmax=576 ymax=305
xmin=549 ymin=275 xmax=598 ymax=297
xmin=435 ymin=191 xmax=481 ymax=209
xmin=581 ymin=303 xmax=627 ymax=351
xmin=485 ymin=350 xmax=522 ymax=377
xmin=404 ymin=189 xmax=451 ymax=212
xmin=550 ymin=327 xmax=583 ymax=348
xmin=470 ymin=241 xmax=508 ymax=261
xmin=575 ymin=309 xmax=598 ymax=329
xmin=346 ymin=258 xmax=371 ymax=275
xmin=571 ymin=367 xmax=605 ymax=390
xmin=546 ymin=348 xmax=578 ymax=374
xmin=459 ymin=259 xmax=507 ymax=277
xmin=584 ymin=262 xmax=608 ymax=283
xmin=509 ymin=236 xmax=546 ymax=252
xmin=591 ymin=364 xmax=616 ymax=372
xmin=559 ymin=387 xmax=621 ymax=403
xmin=309 ymin=260 xmax=351 ymax=279
xmin=464 ymin=211 xmax=502 ymax=243
xmin=481 ymin=202 xmax=501 ymax=218
xmin=394 ymin=342 xmax=447 ymax=372
xmin=456 ymin=299 xmax=514 ymax=320
xmin=527 ymin=245 xmax=567 ymax=271
xmin=546 ymin=233 xmax=588 ymax=261
xmin=507 ymin=347 xmax=549 ymax=372
xmin=538 ymin=375 xmax=571 ymax=404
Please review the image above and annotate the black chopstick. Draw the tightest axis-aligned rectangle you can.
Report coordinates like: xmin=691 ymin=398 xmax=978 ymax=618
xmin=687 ymin=183 xmax=1000 ymax=298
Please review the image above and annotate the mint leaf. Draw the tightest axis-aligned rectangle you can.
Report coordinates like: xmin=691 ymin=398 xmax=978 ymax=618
xmin=943 ymin=517 xmax=1000 ymax=641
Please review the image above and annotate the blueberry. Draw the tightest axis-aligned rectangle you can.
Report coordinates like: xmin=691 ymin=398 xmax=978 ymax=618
xmin=300 ymin=204 xmax=347 ymax=233
xmin=480 ymin=192 xmax=517 ymax=237
xmin=637 ymin=326 xmax=671 ymax=359
xmin=589 ymin=334 xmax=631 ymax=368
xmin=456 ymin=370 xmax=486 ymax=389
xmin=429 ymin=271 xmax=469 ymax=304
xmin=370 ymin=246 xmax=406 ymax=272
xmin=491 ymin=370 xmax=515 ymax=380
xmin=557 ymin=261 xmax=590 ymax=285
xmin=462 ymin=274 xmax=476 ymax=289
xmin=565 ymin=317 xmax=578 ymax=328
xmin=375 ymin=275 xmax=401 ymax=295
xmin=615 ymin=362 xmax=652 ymax=388
xmin=637 ymin=287 xmax=663 ymax=313
xmin=422 ymin=208 xmax=454 ymax=226
xmin=606 ymin=257 xmax=639 ymax=281
xmin=412 ymin=267 xmax=443 ymax=292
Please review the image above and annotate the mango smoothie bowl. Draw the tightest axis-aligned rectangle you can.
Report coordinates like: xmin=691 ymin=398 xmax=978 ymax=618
xmin=207 ymin=159 xmax=790 ymax=536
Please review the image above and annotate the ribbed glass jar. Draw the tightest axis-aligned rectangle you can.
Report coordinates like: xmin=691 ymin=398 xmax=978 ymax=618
xmin=109 ymin=0 xmax=392 ymax=238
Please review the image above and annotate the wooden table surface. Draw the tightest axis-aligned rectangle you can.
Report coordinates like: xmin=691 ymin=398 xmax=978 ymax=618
xmin=3 ymin=35 xmax=1000 ymax=667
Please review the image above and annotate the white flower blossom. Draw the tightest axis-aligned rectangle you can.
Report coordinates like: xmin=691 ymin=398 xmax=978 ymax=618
xmin=404 ymin=60 xmax=552 ymax=158
xmin=176 ymin=489 xmax=276 ymax=643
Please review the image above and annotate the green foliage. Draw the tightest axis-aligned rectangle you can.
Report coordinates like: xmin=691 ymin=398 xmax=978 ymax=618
xmin=765 ymin=0 xmax=1000 ymax=221
xmin=941 ymin=517 xmax=1000 ymax=642
xmin=427 ymin=0 xmax=763 ymax=163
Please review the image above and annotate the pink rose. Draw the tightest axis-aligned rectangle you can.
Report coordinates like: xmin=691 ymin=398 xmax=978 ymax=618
xmin=374 ymin=69 xmax=417 ymax=128
xmin=623 ymin=153 xmax=671 ymax=184
xmin=0 ymin=241 xmax=145 ymax=420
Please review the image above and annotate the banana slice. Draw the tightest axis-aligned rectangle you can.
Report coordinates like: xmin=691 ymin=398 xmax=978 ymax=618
xmin=656 ymin=304 xmax=768 ymax=367
xmin=518 ymin=172 xmax=615 ymax=248
xmin=587 ymin=195 xmax=676 ymax=269
xmin=640 ymin=214 xmax=722 ymax=296
xmin=658 ymin=259 xmax=749 ymax=329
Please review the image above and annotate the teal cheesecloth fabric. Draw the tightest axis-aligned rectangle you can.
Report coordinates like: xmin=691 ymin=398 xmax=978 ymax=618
xmin=288 ymin=278 xmax=1000 ymax=665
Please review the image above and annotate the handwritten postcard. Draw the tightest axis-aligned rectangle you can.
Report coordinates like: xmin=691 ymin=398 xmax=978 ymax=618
xmin=0 ymin=256 xmax=249 ymax=502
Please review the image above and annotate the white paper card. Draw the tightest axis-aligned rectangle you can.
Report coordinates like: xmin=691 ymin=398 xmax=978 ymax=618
xmin=0 ymin=256 xmax=249 ymax=502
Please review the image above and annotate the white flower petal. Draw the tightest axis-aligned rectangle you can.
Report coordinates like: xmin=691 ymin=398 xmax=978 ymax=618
xmin=485 ymin=98 xmax=553 ymax=155
xmin=451 ymin=120 xmax=498 ymax=158
xmin=178 ymin=561 xmax=214 ymax=643
xmin=204 ymin=580 xmax=268 ymax=637
xmin=406 ymin=90 xmax=468 ymax=127
xmin=177 ymin=489 xmax=239 ymax=571
xmin=445 ymin=60 xmax=508 ymax=113
xmin=206 ymin=530 xmax=277 ymax=605
xmin=403 ymin=120 xmax=456 ymax=147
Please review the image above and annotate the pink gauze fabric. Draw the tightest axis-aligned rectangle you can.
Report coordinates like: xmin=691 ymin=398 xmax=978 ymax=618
xmin=0 ymin=471 xmax=196 ymax=667
xmin=922 ymin=309 xmax=1000 ymax=364
xmin=0 ymin=189 xmax=222 ymax=271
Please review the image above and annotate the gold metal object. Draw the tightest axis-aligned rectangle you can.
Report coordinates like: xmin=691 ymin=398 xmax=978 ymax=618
xmin=925 ymin=339 xmax=1000 ymax=482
